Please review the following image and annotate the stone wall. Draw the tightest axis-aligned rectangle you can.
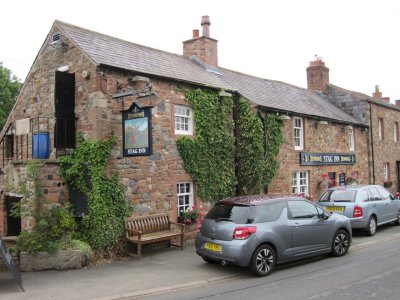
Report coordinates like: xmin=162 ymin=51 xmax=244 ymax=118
xmin=268 ymin=117 xmax=369 ymax=199
xmin=369 ymin=102 xmax=400 ymax=193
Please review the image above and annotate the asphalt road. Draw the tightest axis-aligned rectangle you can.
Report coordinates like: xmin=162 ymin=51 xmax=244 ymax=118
xmin=143 ymin=225 xmax=400 ymax=300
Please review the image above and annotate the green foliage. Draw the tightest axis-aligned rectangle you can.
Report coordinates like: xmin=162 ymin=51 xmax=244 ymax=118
xmin=261 ymin=112 xmax=285 ymax=188
xmin=176 ymin=89 xmax=237 ymax=202
xmin=16 ymin=204 xmax=78 ymax=253
xmin=59 ymin=134 xmax=130 ymax=253
xmin=235 ymin=98 xmax=265 ymax=195
xmin=177 ymin=89 xmax=284 ymax=201
xmin=0 ymin=62 xmax=22 ymax=130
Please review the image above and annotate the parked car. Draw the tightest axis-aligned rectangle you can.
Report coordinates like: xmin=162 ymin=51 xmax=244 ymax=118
xmin=195 ymin=195 xmax=352 ymax=277
xmin=318 ymin=185 xmax=400 ymax=236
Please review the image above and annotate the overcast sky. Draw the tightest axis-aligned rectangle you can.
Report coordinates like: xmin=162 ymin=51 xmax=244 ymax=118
xmin=1 ymin=0 xmax=399 ymax=101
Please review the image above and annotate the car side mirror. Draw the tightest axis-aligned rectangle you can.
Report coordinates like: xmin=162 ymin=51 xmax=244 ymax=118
xmin=320 ymin=213 xmax=330 ymax=220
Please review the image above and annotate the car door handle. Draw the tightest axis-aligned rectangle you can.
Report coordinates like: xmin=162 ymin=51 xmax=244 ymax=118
xmin=293 ymin=223 xmax=301 ymax=227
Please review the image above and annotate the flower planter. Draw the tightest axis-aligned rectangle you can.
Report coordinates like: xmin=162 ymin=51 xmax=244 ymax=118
xmin=19 ymin=250 xmax=89 ymax=272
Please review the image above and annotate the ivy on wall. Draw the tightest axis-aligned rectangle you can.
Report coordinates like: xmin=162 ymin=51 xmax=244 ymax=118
xmin=177 ymin=89 xmax=284 ymax=203
xmin=259 ymin=111 xmax=285 ymax=188
xmin=235 ymin=97 xmax=265 ymax=195
xmin=176 ymin=89 xmax=237 ymax=202
xmin=60 ymin=134 xmax=130 ymax=253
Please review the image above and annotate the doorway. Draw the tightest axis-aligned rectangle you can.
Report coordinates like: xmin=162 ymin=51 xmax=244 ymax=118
xmin=55 ymin=71 xmax=75 ymax=150
xmin=396 ymin=161 xmax=400 ymax=192
xmin=5 ymin=196 xmax=21 ymax=236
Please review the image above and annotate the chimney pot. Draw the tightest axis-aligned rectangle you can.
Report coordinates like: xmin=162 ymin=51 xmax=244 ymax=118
xmin=201 ymin=15 xmax=211 ymax=37
xmin=192 ymin=29 xmax=199 ymax=38
xmin=372 ymin=85 xmax=383 ymax=99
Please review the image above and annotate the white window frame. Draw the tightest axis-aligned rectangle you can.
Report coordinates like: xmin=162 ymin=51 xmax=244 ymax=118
xmin=177 ymin=182 xmax=194 ymax=217
xmin=174 ymin=105 xmax=193 ymax=135
xmin=294 ymin=117 xmax=304 ymax=150
xmin=292 ymin=171 xmax=309 ymax=195
xmin=383 ymin=163 xmax=389 ymax=181
xmin=348 ymin=126 xmax=355 ymax=151
xmin=394 ymin=122 xmax=399 ymax=142
xmin=378 ymin=118 xmax=384 ymax=140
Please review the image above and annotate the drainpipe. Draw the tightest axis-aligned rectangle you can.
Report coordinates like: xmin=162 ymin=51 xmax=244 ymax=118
xmin=369 ymin=102 xmax=375 ymax=184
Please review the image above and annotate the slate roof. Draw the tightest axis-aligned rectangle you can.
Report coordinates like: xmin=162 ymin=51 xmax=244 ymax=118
xmin=56 ymin=20 xmax=363 ymax=126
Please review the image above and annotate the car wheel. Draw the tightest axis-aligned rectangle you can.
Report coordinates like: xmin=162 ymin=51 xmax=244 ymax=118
xmin=331 ymin=230 xmax=350 ymax=257
xmin=365 ymin=216 xmax=377 ymax=236
xmin=394 ymin=210 xmax=400 ymax=225
xmin=201 ymin=256 xmax=218 ymax=264
xmin=249 ymin=245 xmax=276 ymax=277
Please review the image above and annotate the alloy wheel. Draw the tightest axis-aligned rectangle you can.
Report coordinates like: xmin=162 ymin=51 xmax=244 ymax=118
xmin=334 ymin=233 xmax=349 ymax=255
xmin=250 ymin=245 xmax=276 ymax=276
xmin=331 ymin=230 xmax=350 ymax=257
xmin=368 ymin=217 xmax=377 ymax=236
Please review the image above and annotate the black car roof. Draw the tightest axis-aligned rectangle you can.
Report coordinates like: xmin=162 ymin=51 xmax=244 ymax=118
xmin=219 ymin=195 xmax=305 ymax=206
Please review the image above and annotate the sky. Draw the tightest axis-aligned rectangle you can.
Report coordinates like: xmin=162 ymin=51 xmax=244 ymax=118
xmin=1 ymin=0 xmax=399 ymax=101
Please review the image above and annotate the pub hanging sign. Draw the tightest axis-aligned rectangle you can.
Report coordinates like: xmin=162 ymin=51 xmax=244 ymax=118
xmin=300 ymin=152 xmax=356 ymax=166
xmin=122 ymin=103 xmax=153 ymax=157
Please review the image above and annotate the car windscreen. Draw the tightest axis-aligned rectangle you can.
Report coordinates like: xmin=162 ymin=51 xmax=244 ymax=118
xmin=205 ymin=203 xmax=251 ymax=224
xmin=319 ymin=190 xmax=356 ymax=202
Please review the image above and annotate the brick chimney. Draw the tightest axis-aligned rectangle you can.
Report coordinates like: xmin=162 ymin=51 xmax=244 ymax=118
xmin=372 ymin=85 xmax=390 ymax=103
xmin=183 ymin=16 xmax=218 ymax=66
xmin=306 ymin=58 xmax=330 ymax=94
xmin=372 ymin=85 xmax=382 ymax=99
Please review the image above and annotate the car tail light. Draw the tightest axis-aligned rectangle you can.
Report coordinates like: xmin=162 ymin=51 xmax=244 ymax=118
xmin=353 ymin=206 xmax=363 ymax=218
xmin=233 ymin=226 xmax=257 ymax=240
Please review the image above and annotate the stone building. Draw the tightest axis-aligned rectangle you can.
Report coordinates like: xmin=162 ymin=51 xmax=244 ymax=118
xmin=307 ymin=59 xmax=400 ymax=194
xmin=0 ymin=17 xmax=366 ymax=236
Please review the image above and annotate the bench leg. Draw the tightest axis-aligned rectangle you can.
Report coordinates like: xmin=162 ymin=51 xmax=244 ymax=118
xmin=181 ymin=233 xmax=184 ymax=249
xmin=137 ymin=242 xmax=142 ymax=257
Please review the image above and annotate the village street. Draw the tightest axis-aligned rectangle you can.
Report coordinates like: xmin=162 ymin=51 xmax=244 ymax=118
xmin=0 ymin=224 xmax=399 ymax=300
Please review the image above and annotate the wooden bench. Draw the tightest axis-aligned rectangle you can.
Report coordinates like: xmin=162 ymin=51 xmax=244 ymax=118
xmin=125 ymin=213 xmax=185 ymax=257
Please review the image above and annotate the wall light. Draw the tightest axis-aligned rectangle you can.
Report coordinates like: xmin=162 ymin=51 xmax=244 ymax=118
xmin=277 ymin=114 xmax=291 ymax=121
xmin=57 ymin=65 xmax=69 ymax=72
xmin=318 ymin=120 xmax=328 ymax=125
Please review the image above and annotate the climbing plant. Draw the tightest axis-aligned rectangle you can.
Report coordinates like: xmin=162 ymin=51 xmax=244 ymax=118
xmin=259 ymin=111 xmax=285 ymax=188
xmin=176 ymin=89 xmax=237 ymax=202
xmin=60 ymin=134 xmax=130 ymax=253
xmin=177 ymin=89 xmax=284 ymax=202
xmin=235 ymin=97 xmax=265 ymax=195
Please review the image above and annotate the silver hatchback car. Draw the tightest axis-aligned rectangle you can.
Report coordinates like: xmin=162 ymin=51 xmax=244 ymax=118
xmin=195 ymin=195 xmax=352 ymax=277
xmin=318 ymin=185 xmax=400 ymax=236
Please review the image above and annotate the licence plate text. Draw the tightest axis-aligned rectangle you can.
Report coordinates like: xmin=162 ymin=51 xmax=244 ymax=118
xmin=326 ymin=206 xmax=345 ymax=213
xmin=204 ymin=242 xmax=222 ymax=253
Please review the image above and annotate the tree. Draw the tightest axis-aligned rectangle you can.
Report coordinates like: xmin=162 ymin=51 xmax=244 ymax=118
xmin=0 ymin=63 xmax=22 ymax=131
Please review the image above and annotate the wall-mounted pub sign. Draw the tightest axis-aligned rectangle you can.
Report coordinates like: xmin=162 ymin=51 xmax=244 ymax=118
xmin=122 ymin=103 xmax=153 ymax=157
xmin=300 ymin=152 xmax=356 ymax=166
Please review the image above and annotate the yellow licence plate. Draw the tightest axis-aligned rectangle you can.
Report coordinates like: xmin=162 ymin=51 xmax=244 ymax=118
xmin=326 ymin=206 xmax=345 ymax=213
xmin=204 ymin=242 xmax=222 ymax=253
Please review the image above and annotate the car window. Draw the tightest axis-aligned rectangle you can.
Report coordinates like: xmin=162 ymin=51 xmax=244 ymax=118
xmin=288 ymin=200 xmax=319 ymax=219
xmin=356 ymin=189 xmax=370 ymax=202
xmin=252 ymin=202 xmax=286 ymax=223
xmin=369 ymin=188 xmax=382 ymax=201
xmin=377 ymin=187 xmax=393 ymax=200
xmin=206 ymin=203 xmax=251 ymax=224
xmin=319 ymin=190 xmax=356 ymax=202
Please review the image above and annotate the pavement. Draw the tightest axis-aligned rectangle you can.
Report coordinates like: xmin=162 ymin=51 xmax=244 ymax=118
xmin=1 ymin=229 xmax=400 ymax=300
